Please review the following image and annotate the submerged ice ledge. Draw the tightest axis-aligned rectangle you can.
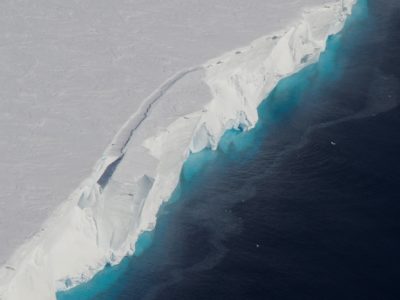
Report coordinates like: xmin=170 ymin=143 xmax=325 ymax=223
xmin=0 ymin=1 xmax=355 ymax=299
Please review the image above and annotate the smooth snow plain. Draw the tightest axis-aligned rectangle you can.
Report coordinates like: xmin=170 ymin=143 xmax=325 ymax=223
xmin=0 ymin=0 xmax=355 ymax=299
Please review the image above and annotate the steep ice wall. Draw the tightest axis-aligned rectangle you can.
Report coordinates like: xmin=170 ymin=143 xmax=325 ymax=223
xmin=139 ymin=0 xmax=356 ymax=234
xmin=0 ymin=1 xmax=356 ymax=299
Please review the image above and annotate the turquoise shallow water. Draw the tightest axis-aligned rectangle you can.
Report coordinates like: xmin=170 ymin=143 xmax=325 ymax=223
xmin=57 ymin=1 xmax=372 ymax=299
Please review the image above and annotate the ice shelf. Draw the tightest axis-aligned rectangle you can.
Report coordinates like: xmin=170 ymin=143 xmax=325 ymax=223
xmin=0 ymin=1 xmax=356 ymax=299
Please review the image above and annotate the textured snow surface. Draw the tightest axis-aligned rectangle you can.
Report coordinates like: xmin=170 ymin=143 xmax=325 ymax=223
xmin=0 ymin=0 xmax=355 ymax=299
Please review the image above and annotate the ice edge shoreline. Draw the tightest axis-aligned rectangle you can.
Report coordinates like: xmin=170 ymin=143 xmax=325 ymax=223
xmin=0 ymin=1 xmax=356 ymax=299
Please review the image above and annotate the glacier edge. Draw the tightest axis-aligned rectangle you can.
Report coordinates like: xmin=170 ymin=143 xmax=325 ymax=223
xmin=0 ymin=1 xmax=356 ymax=299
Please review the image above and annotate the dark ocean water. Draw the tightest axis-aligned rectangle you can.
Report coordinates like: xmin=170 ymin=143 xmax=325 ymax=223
xmin=58 ymin=0 xmax=400 ymax=299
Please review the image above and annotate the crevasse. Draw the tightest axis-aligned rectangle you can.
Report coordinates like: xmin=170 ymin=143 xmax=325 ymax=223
xmin=0 ymin=1 xmax=356 ymax=299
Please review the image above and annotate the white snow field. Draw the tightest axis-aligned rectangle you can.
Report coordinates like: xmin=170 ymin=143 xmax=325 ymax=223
xmin=0 ymin=0 xmax=355 ymax=299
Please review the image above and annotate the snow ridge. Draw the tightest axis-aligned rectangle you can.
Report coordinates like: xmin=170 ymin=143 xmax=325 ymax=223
xmin=105 ymin=66 xmax=202 ymax=158
xmin=0 ymin=1 xmax=355 ymax=299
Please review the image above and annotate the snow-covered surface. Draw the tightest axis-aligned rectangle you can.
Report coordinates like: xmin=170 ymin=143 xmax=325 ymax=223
xmin=0 ymin=0 xmax=355 ymax=299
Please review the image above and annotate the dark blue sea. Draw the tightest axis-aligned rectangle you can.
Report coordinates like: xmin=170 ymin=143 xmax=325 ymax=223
xmin=58 ymin=0 xmax=400 ymax=299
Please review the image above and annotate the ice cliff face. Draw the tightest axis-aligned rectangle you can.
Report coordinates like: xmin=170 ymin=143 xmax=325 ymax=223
xmin=0 ymin=1 xmax=356 ymax=299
